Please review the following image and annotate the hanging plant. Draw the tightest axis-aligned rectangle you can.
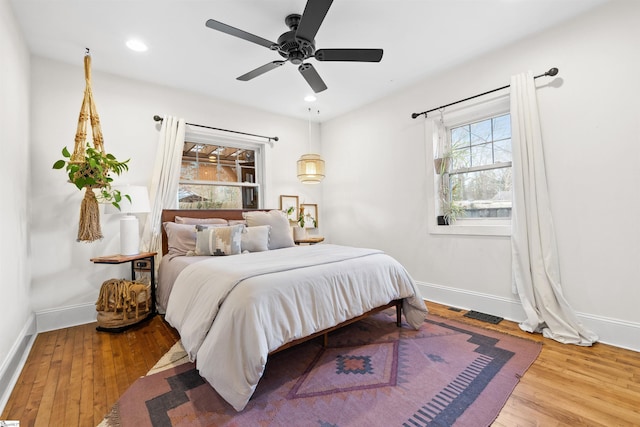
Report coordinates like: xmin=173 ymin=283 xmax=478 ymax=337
xmin=52 ymin=144 xmax=130 ymax=208
xmin=53 ymin=50 xmax=131 ymax=242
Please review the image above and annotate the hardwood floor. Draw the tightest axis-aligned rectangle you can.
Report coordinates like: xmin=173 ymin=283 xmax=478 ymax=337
xmin=1 ymin=316 xmax=180 ymax=427
xmin=2 ymin=302 xmax=639 ymax=426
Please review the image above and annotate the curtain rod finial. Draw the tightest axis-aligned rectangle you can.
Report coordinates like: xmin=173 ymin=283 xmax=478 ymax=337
xmin=153 ymin=115 xmax=163 ymax=122
xmin=547 ymin=67 xmax=559 ymax=76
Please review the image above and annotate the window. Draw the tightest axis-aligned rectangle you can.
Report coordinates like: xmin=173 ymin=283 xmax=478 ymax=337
xmin=448 ymin=113 xmax=512 ymax=219
xmin=429 ymin=97 xmax=511 ymax=236
xmin=178 ymin=136 xmax=263 ymax=210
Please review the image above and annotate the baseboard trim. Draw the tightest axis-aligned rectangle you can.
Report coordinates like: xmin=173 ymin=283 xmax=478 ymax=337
xmin=417 ymin=281 xmax=526 ymax=321
xmin=0 ymin=313 xmax=37 ymax=414
xmin=25 ymin=286 xmax=640 ymax=350
xmin=416 ymin=281 xmax=640 ymax=352
xmin=35 ymin=302 xmax=96 ymax=333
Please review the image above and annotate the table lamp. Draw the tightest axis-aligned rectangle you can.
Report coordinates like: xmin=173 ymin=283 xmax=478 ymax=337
xmin=104 ymin=185 xmax=151 ymax=255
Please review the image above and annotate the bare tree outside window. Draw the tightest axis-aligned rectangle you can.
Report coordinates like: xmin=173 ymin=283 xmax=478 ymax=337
xmin=448 ymin=114 xmax=512 ymax=218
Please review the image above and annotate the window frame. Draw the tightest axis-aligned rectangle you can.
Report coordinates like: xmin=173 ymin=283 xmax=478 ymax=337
xmin=179 ymin=127 xmax=266 ymax=210
xmin=427 ymin=95 xmax=511 ymax=237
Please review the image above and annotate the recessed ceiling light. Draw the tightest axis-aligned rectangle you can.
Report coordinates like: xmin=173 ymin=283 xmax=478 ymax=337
xmin=304 ymin=95 xmax=317 ymax=102
xmin=126 ymin=39 xmax=148 ymax=52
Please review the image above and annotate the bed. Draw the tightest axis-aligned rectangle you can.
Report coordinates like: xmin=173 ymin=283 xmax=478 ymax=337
xmin=159 ymin=209 xmax=428 ymax=411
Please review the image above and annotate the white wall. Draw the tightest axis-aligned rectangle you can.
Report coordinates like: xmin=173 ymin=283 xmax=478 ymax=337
xmin=29 ymin=56 xmax=322 ymax=324
xmin=0 ymin=0 xmax=35 ymax=407
xmin=321 ymin=0 xmax=640 ymax=349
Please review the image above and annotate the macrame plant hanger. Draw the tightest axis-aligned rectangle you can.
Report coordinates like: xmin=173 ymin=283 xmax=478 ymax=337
xmin=71 ymin=49 xmax=106 ymax=242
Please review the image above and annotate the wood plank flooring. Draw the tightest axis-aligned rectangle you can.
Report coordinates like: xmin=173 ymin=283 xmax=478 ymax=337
xmin=2 ymin=302 xmax=639 ymax=426
xmin=2 ymin=316 xmax=179 ymax=427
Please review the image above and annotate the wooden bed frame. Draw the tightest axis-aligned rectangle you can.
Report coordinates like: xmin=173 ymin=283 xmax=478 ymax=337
xmin=160 ymin=209 xmax=403 ymax=353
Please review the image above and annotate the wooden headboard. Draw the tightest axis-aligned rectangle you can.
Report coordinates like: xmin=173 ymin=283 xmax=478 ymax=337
xmin=160 ymin=209 xmax=268 ymax=255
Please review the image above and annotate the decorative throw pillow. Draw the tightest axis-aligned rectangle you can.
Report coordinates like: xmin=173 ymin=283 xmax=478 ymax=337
xmin=175 ymin=216 xmax=228 ymax=225
xmin=243 ymin=210 xmax=294 ymax=250
xmin=195 ymin=224 xmax=228 ymax=231
xmin=194 ymin=224 xmax=243 ymax=256
xmin=241 ymin=225 xmax=270 ymax=252
xmin=163 ymin=222 xmax=197 ymax=256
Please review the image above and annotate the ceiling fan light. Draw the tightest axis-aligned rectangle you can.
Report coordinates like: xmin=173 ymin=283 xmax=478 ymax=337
xmin=297 ymin=153 xmax=325 ymax=184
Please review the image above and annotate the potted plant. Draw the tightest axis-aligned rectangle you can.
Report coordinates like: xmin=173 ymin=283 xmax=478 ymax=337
xmin=53 ymin=143 xmax=130 ymax=241
xmin=438 ymin=200 xmax=465 ymax=225
xmin=436 ymin=166 xmax=465 ymax=225
xmin=53 ymin=144 xmax=130 ymax=209
xmin=297 ymin=207 xmax=317 ymax=229
xmin=284 ymin=206 xmax=307 ymax=240
xmin=434 ymin=154 xmax=451 ymax=175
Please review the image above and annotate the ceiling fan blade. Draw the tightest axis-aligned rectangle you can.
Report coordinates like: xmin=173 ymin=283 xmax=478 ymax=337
xmin=298 ymin=63 xmax=327 ymax=93
xmin=315 ymin=49 xmax=384 ymax=62
xmin=237 ymin=61 xmax=286 ymax=81
xmin=206 ymin=19 xmax=278 ymax=50
xmin=295 ymin=0 xmax=333 ymax=42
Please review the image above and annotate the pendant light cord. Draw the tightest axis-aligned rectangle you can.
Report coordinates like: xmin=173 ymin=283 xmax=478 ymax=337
xmin=307 ymin=107 xmax=312 ymax=152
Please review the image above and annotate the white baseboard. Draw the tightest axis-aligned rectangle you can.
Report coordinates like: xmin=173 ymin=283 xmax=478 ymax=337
xmin=0 ymin=313 xmax=37 ymax=414
xmin=35 ymin=302 xmax=96 ymax=333
xmin=417 ymin=281 xmax=640 ymax=353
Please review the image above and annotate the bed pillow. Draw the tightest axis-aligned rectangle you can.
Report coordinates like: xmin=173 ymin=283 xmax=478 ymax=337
xmin=241 ymin=225 xmax=270 ymax=252
xmin=195 ymin=223 xmax=228 ymax=231
xmin=193 ymin=224 xmax=243 ymax=256
xmin=163 ymin=222 xmax=197 ymax=256
xmin=243 ymin=210 xmax=294 ymax=249
xmin=175 ymin=216 xmax=228 ymax=225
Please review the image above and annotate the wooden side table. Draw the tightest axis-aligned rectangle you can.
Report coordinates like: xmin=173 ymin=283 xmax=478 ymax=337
xmin=294 ymin=236 xmax=325 ymax=245
xmin=90 ymin=251 xmax=157 ymax=331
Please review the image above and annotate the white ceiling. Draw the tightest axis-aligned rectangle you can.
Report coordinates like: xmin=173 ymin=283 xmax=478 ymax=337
xmin=11 ymin=0 xmax=607 ymax=122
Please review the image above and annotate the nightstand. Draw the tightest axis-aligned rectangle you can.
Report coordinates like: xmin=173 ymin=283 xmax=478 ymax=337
xmin=90 ymin=252 xmax=157 ymax=331
xmin=294 ymin=236 xmax=325 ymax=245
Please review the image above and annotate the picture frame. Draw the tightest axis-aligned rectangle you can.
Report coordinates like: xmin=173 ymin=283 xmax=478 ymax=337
xmin=300 ymin=203 xmax=318 ymax=229
xmin=279 ymin=195 xmax=299 ymax=221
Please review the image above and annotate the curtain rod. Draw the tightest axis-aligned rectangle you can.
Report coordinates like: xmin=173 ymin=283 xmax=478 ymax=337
xmin=410 ymin=67 xmax=559 ymax=119
xmin=153 ymin=115 xmax=279 ymax=142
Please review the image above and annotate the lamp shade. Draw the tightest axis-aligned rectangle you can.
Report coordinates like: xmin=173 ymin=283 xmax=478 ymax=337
xmin=104 ymin=185 xmax=151 ymax=214
xmin=297 ymin=154 xmax=325 ymax=184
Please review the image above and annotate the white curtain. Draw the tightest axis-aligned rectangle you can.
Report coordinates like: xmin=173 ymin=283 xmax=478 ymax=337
xmin=510 ymin=71 xmax=597 ymax=346
xmin=141 ymin=115 xmax=186 ymax=262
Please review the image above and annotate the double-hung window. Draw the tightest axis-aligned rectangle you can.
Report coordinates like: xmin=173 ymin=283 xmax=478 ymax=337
xmin=178 ymin=132 xmax=264 ymax=210
xmin=431 ymin=97 xmax=512 ymax=235
xmin=448 ymin=113 xmax=512 ymax=219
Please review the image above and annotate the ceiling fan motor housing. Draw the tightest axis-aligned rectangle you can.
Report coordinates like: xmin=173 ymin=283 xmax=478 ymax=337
xmin=278 ymin=14 xmax=315 ymax=64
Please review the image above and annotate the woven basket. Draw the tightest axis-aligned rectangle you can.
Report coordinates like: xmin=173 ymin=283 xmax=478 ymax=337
xmin=95 ymin=279 xmax=151 ymax=329
xmin=71 ymin=161 xmax=108 ymax=188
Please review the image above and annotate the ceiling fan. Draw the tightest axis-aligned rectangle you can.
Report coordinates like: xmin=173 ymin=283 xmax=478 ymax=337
xmin=205 ymin=0 xmax=383 ymax=93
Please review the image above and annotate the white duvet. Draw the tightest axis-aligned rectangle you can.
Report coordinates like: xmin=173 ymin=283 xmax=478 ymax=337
xmin=165 ymin=244 xmax=427 ymax=411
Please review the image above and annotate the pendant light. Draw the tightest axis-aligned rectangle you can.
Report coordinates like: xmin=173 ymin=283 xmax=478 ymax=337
xmin=297 ymin=108 xmax=325 ymax=184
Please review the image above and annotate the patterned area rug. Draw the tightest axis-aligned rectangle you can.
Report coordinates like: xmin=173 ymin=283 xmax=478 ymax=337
xmin=100 ymin=311 xmax=541 ymax=427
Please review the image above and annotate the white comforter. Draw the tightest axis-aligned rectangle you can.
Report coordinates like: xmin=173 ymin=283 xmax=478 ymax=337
xmin=165 ymin=244 xmax=427 ymax=411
